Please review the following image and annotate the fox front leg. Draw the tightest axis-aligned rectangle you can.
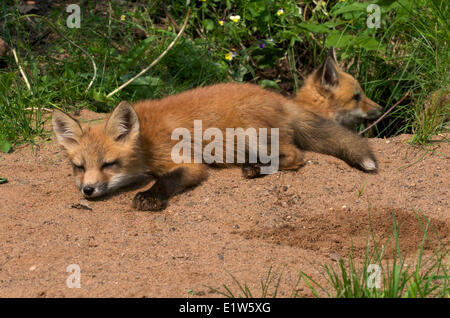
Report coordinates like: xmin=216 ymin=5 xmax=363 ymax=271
xmin=241 ymin=164 xmax=263 ymax=179
xmin=132 ymin=164 xmax=208 ymax=211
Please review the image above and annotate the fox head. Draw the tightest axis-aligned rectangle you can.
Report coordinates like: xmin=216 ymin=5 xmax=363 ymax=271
xmin=52 ymin=102 xmax=146 ymax=198
xmin=295 ymin=47 xmax=383 ymax=128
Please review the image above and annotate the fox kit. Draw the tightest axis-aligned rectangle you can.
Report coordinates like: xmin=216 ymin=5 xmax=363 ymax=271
xmin=294 ymin=47 xmax=383 ymax=128
xmin=53 ymin=48 xmax=378 ymax=212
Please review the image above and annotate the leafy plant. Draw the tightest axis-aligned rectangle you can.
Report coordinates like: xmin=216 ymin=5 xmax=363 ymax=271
xmin=0 ymin=0 xmax=448 ymax=148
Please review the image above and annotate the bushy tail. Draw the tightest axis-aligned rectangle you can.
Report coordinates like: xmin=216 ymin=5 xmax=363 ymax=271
xmin=291 ymin=109 xmax=377 ymax=172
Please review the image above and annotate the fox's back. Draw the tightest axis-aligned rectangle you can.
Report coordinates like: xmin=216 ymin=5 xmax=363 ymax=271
xmin=133 ymin=83 xmax=291 ymax=134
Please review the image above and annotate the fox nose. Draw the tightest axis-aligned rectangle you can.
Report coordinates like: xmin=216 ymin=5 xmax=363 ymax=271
xmin=367 ymin=107 xmax=382 ymax=119
xmin=82 ymin=186 xmax=95 ymax=196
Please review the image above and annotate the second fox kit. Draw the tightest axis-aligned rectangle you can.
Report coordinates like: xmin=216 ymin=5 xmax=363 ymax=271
xmin=53 ymin=47 xmax=379 ymax=211
xmin=295 ymin=47 xmax=382 ymax=127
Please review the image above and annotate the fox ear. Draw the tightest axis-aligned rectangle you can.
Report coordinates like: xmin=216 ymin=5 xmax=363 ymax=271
xmin=327 ymin=46 xmax=337 ymax=63
xmin=105 ymin=101 xmax=140 ymax=141
xmin=52 ymin=109 xmax=83 ymax=149
xmin=316 ymin=56 xmax=339 ymax=88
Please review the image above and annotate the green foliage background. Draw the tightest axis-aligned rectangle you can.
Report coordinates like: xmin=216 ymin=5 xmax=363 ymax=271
xmin=0 ymin=0 xmax=448 ymax=150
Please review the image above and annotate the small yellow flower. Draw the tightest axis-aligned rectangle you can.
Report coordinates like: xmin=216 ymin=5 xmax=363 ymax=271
xmin=201 ymin=0 xmax=207 ymax=2
xmin=225 ymin=50 xmax=237 ymax=61
xmin=276 ymin=8 xmax=284 ymax=16
xmin=229 ymin=15 xmax=241 ymax=23
xmin=120 ymin=15 xmax=126 ymax=21
xmin=218 ymin=20 xmax=224 ymax=26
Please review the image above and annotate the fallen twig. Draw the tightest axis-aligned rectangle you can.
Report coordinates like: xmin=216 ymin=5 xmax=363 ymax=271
xmin=12 ymin=48 xmax=32 ymax=94
xmin=25 ymin=107 xmax=52 ymax=112
xmin=106 ymin=8 xmax=191 ymax=98
xmin=162 ymin=4 xmax=180 ymax=33
xmin=358 ymin=91 xmax=410 ymax=135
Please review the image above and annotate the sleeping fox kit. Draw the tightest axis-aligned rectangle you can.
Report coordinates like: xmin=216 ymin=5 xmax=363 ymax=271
xmin=53 ymin=47 xmax=381 ymax=211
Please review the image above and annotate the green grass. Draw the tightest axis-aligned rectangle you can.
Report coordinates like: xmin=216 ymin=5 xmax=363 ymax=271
xmin=208 ymin=266 xmax=284 ymax=298
xmin=0 ymin=0 xmax=228 ymax=149
xmin=301 ymin=210 xmax=449 ymax=298
xmin=0 ymin=0 xmax=448 ymax=149
xmin=0 ymin=71 xmax=47 ymax=149
xmin=212 ymin=211 xmax=449 ymax=298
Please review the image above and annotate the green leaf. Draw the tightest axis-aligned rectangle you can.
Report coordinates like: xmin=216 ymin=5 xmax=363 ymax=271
xmin=322 ymin=21 xmax=340 ymax=28
xmin=92 ymin=90 xmax=108 ymax=102
xmin=326 ymin=32 xmax=354 ymax=48
xmin=0 ymin=177 xmax=7 ymax=184
xmin=259 ymin=79 xmax=280 ymax=90
xmin=279 ymin=30 xmax=297 ymax=41
xmin=128 ymin=75 xmax=163 ymax=87
xmin=375 ymin=0 xmax=398 ymax=6
xmin=0 ymin=138 xmax=11 ymax=154
xmin=203 ymin=19 xmax=214 ymax=31
xmin=333 ymin=2 xmax=368 ymax=15
xmin=358 ymin=37 xmax=381 ymax=51
xmin=299 ymin=22 xmax=330 ymax=34
xmin=118 ymin=36 xmax=155 ymax=75
xmin=247 ymin=0 xmax=266 ymax=19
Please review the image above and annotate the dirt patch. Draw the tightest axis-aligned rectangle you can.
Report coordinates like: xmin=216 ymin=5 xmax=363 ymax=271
xmin=241 ymin=207 xmax=450 ymax=259
xmin=0 ymin=122 xmax=448 ymax=297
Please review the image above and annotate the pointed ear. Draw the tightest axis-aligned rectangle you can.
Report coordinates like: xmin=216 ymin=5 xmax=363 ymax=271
xmin=105 ymin=101 xmax=140 ymax=141
xmin=327 ymin=46 xmax=337 ymax=63
xmin=315 ymin=56 xmax=340 ymax=89
xmin=52 ymin=109 xmax=83 ymax=149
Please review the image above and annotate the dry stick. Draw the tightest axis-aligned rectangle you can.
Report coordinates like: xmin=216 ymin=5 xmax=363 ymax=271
xmin=25 ymin=107 xmax=52 ymax=112
xmin=163 ymin=4 xmax=180 ymax=33
xmin=106 ymin=8 xmax=191 ymax=98
xmin=358 ymin=91 xmax=410 ymax=135
xmin=12 ymin=48 xmax=32 ymax=94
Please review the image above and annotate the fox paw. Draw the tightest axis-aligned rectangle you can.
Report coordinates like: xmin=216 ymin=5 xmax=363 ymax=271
xmin=242 ymin=164 xmax=262 ymax=179
xmin=132 ymin=192 xmax=167 ymax=211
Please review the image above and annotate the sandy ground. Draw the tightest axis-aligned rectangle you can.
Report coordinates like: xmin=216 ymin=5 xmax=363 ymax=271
xmin=0 ymin=110 xmax=448 ymax=298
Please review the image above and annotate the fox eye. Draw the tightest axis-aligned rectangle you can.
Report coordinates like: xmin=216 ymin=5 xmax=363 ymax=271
xmin=353 ymin=93 xmax=361 ymax=101
xmin=72 ymin=163 xmax=85 ymax=172
xmin=101 ymin=160 xmax=120 ymax=170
